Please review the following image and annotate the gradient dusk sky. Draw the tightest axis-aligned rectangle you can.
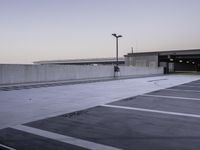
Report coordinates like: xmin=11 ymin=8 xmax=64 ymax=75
xmin=0 ymin=0 xmax=200 ymax=64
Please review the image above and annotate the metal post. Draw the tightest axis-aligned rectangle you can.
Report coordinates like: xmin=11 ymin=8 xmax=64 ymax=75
xmin=112 ymin=33 xmax=122 ymax=72
xmin=116 ymin=37 xmax=118 ymax=66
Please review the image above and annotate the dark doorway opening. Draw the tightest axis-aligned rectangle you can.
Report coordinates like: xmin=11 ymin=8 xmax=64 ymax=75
xmin=159 ymin=54 xmax=200 ymax=73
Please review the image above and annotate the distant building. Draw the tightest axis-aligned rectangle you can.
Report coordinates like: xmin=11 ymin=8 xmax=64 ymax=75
xmin=124 ymin=49 xmax=200 ymax=73
xmin=34 ymin=57 xmax=125 ymax=65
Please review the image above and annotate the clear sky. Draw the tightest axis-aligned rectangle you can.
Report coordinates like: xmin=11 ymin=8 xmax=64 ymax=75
xmin=0 ymin=0 xmax=200 ymax=64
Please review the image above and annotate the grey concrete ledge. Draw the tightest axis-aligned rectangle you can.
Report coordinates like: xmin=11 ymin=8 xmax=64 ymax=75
xmin=0 ymin=74 xmax=163 ymax=91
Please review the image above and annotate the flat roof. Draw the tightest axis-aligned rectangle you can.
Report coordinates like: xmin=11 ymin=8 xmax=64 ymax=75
xmin=34 ymin=57 xmax=125 ymax=64
xmin=125 ymin=49 xmax=200 ymax=56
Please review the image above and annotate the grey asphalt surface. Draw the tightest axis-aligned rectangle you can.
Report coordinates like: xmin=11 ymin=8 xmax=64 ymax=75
xmin=169 ymin=84 xmax=200 ymax=91
xmin=25 ymin=106 xmax=200 ymax=150
xmin=0 ymin=128 xmax=87 ymax=150
xmin=1 ymin=80 xmax=200 ymax=149
xmin=148 ymin=89 xmax=200 ymax=99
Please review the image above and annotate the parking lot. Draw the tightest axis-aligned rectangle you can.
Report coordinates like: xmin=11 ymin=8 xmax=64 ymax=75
xmin=1 ymin=76 xmax=200 ymax=149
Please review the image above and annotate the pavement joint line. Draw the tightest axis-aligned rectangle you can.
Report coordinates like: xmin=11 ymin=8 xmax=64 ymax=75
xmin=11 ymin=125 xmax=122 ymax=150
xmin=164 ymin=88 xmax=200 ymax=93
xmin=147 ymin=78 xmax=168 ymax=82
xmin=0 ymin=144 xmax=16 ymax=150
xmin=143 ymin=94 xmax=200 ymax=101
xmin=101 ymin=104 xmax=200 ymax=118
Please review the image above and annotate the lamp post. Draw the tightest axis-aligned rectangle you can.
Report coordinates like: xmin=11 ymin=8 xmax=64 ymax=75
xmin=112 ymin=33 xmax=122 ymax=72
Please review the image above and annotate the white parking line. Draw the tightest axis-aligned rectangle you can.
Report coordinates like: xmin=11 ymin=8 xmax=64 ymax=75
xmin=102 ymin=104 xmax=200 ymax=118
xmin=0 ymin=144 xmax=16 ymax=150
xmin=164 ymin=88 xmax=200 ymax=93
xmin=11 ymin=125 xmax=121 ymax=150
xmin=143 ymin=94 xmax=200 ymax=101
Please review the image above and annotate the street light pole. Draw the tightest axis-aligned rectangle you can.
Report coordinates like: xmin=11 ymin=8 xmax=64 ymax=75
xmin=116 ymin=36 xmax=118 ymax=66
xmin=112 ymin=33 xmax=122 ymax=70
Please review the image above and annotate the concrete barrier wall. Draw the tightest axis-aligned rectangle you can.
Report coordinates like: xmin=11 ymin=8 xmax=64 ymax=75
xmin=0 ymin=64 xmax=163 ymax=85
xmin=119 ymin=66 xmax=163 ymax=76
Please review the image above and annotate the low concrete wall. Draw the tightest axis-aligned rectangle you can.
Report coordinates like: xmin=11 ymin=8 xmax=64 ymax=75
xmin=0 ymin=64 xmax=163 ymax=85
xmin=119 ymin=66 xmax=163 ymax=76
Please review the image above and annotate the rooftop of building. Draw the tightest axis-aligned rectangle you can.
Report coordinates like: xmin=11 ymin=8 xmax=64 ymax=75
xmin=34 ymin=57 xmax=125 ymax=65
xmin=125 ymin=49 xmax=200 ymax=56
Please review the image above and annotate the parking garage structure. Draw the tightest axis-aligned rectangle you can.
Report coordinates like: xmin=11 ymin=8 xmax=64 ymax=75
xmin=124 ymin=49 xmax=200 ymax=73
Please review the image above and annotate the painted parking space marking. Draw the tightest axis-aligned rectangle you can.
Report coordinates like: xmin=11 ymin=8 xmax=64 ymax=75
xmin=0 ymin=127 xmax=87 ymax=150
xmin=11 ymin=125 xmax=121 ymax=150
xmin=143 ymin=94 xmax=200 ymax=101
xmin=102 ymin=104 xmax=200 ymax=118
xmin=164 ymin=88 xmax=200 ymax=93
xmin=0 ymin=144 xmax=16 ymax=150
